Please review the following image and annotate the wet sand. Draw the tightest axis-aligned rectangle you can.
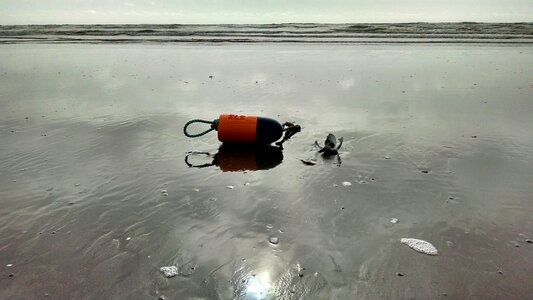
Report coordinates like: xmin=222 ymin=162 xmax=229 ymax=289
xmin=1 ymin=44 xmax=533 ymax=299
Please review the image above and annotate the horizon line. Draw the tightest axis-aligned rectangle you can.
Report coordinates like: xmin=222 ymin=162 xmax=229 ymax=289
xmin=1 ymin=21 xmax=532 ymax=26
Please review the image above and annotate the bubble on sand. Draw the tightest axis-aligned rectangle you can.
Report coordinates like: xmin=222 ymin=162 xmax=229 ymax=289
xmin=269 ymin=236 xmax=279 ymax=245
xmin=159 ymin=266 xmax=178 ymax=278
xmin=401 ymin=238 xmax=438 ymax=255
xmin=342 ymin=181 xmax=352 ymax=187
xmin=390 ymin=218 xmax=399 ymax=224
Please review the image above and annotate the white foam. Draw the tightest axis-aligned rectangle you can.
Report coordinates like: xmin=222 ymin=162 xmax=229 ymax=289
xmin=401 ymin=238 xmax=438 ymax=255
xmin=160 ymin=266 xmax=178 ymax=278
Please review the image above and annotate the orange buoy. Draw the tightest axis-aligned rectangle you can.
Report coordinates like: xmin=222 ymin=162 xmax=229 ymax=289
xmin=184 ymin=114 xmax=283 ymax=144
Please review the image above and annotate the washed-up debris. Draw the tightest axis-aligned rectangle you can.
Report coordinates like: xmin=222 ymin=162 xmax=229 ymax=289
xmin=401 ymin=238 xmax=438 ymax=255
xmin=390 ymin=218 xmax=399 ymax=224
xmin=315 ymin=133 xmax=343 ymax=156
xmin=269 ymin=236 xmax=279 ymax=245
xmin=160 ymin=266 xmax=179 ymax=278
xmin=301 ymin=159 xmax=316 ymax=166
xmin=342 ymin=181 xmax=352 ymax=187
xmin=226 ymin=185 xmax=234 ymax=190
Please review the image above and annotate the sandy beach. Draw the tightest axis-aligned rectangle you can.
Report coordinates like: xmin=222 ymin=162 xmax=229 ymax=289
xmin=1 ymin=43 xmax=533 ymax=299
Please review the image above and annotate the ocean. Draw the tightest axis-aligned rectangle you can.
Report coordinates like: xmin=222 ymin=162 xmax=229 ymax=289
xmin=1 ymin=22 xmax=533 ymax=44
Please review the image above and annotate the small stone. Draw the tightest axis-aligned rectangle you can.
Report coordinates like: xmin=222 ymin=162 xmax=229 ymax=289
xmin=397 ymin=272 xmax=404 ymax=277
xmin=25 ymin=116 xmax=29 ymax=119
xmin=226 ymin=185 xmax=234 ymax=190
xmin=298 ymin=273 xmax=304 ymax=278
xmin=384 ymin=156 xmax=391 ymax=159
xmin=7 ymin=264 xmax=13 ymax=267
xmin=160 ymin=266 xmax=178 ymax=278
xmin=9 ymin=273 xmax=14 ymax=277
xmin=75 ymin=184 xmax=80 ymax=187
xmin=44 ymin=293 xmax=49 ymax=297
xmin=421 ymin=170 xmax=429 ymax=174
xmin=471 ymin=135 xmax=477 ymax=138
xmin=390 ymin=218 xmax=399 ymax=224
xmin=52 ymin=231 xmax=56 ymax=234
xmin=268 ymin=236 xmax=279 ymax=245
xmin=193 ymin=188 xmax=200 ymax=192
xmin=526 ymin=239 xmax=532 ymax=243
xmin=158 ymin=296 xmax=166 ymax=300
xmin=209 ymin=75 xmax=213 ymax=79
xmin=497 ymin=270 xmax=503 ymax=275
xmin=126 ymin=237 xmax=131 ymax=241
xmin=342 ymin=181 xmax=352 ymax=187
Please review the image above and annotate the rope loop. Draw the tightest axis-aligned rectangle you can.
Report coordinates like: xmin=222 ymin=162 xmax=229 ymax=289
xmin=183 ymin=119 xmax=218 ymax=138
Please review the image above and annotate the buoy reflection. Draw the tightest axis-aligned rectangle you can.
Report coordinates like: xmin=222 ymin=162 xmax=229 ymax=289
xmin=185 ymin=144 xmax=283 ymax=172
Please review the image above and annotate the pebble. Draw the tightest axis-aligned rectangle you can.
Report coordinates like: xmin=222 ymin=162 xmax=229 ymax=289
xmin=421 ymin=170 xmax=429 ymax=174
xmin=397 ymin=272 xmax=404 ymax=276
xmin=158 ymin=296 xmax=166 ymax=300
xmin=193 ymin=188 xmax=200 ymax=192
xmin=75 ymin=184 xmax=80 ymax=187
xmin=401 ymin=238 xmax=438 ymax=255
xmin=226 ymin=185 xmax=234 ymax=189
xmin=9 ymin=273 xmax=14 ymax=277
xmin=126 ymin=237 xmax=131 ymax=241
xmin=390 ymin=218 xmax=399 ymax=224
xmin=161 ymin=189 xmax=168 ymax=196
xmin=526 ymin=239 xmax=532 ymax=244
xmin=384 ymin=156 xmax=391 ymax=159
xmin=159 ymin=266 xmax=178 ymax=278
xmin=7 ymin=264 xmax=13 ymax=267
xmin=268 ymin=236 xmax=279 ymax=245
xmin=342 ymin=181 xmax=352 ymax=187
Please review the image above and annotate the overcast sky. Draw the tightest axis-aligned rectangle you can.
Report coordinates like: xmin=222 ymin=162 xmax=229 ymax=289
xmin=1 ymin=0 xmax=532 ymax=25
